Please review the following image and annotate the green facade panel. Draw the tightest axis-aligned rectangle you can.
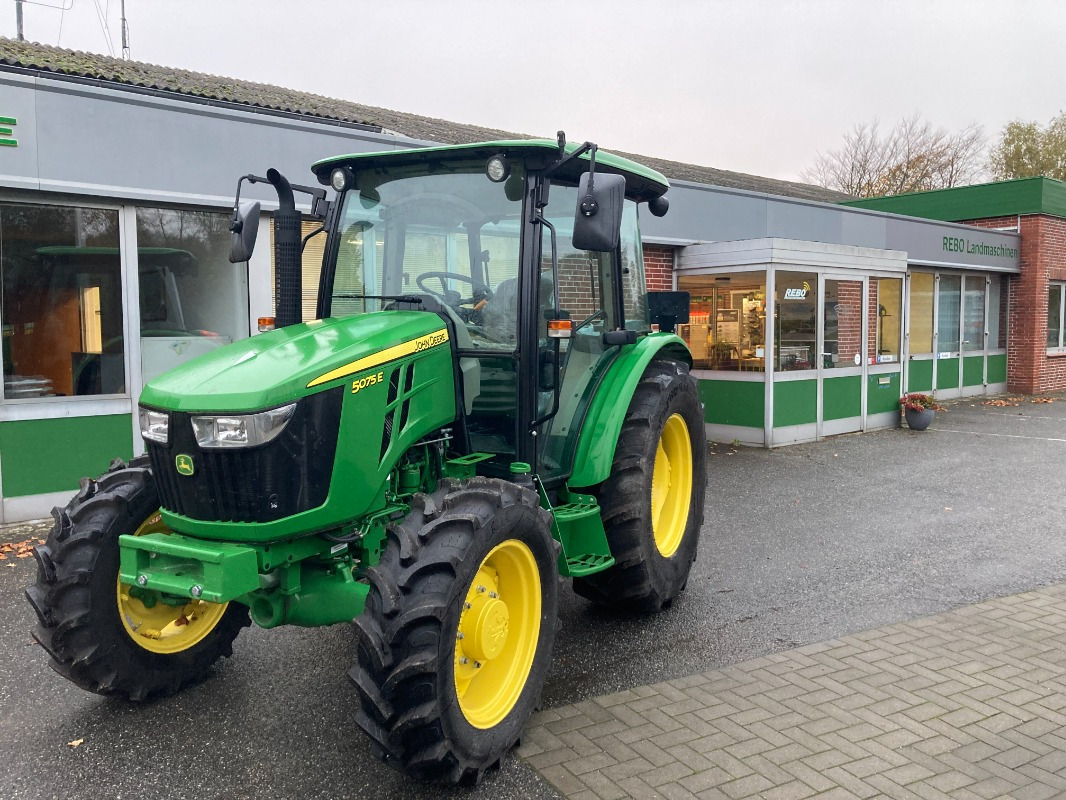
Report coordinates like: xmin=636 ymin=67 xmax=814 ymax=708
xmin=822 ymin=375 xmax=861 ymax=421
xmin=936 ymin=358 xmax=960 ymax=390
xmin=0 ymin=414 xmax=133 ymax=497
xmin=698 ymin=379 xmax=764 ymax=428
xmin=963 ymin=356 xmax=985 ymax=387
xmin=773 ymin=379 xmax=816 ymax=428
xmin=842 ymin=176 xmax=1062 ymax=221
xmin=908 ymin=360 xmax=934 ymax=392
xmin=987 ymin=354 xmax=1008 ymax=385
xmin=868 ymin=372 xmax=902 ymax=414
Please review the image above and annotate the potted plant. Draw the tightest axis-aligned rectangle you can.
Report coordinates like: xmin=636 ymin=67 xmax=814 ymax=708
xmin=900 ymin=392 xmax=944 ymax=431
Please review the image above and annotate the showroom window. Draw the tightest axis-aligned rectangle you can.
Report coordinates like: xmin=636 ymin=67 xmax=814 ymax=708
xmin=989 ymin=274 xmax=1007 ymax=350
xmin=676 ymin=272 xmax=767 ymax=371
xmin=775 ymin=272 xmax=817 ymax=371
xmin=1 ymin=203 xmax=123 ymax=398
xmin=874 ymin=277 xmax=902 ymax=363
xmin=135 ymin=207 xmax=249 ymax=385
xmin=908 ymin=272 xmax=935 ymax=354
xmin=1048 ymin=282 xmax=1065 ymax=352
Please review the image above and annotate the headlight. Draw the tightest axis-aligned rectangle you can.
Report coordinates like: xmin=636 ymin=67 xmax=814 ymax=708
xmin=191 ymin=403 xmax=297 ymax=449
xmin=330 ymin=167 xmax=354 ymax=193
xmin=139 ymin=408 xmax=169 ymax=445
xmin=485 ymin=155 xmax=510 ymax=183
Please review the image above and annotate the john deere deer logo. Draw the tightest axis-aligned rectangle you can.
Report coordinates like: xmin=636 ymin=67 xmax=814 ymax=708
xmin=175 ymin=454 xmax=195 ymax=476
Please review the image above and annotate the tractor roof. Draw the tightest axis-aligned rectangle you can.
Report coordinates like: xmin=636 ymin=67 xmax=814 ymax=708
xmin=312 ymin=140 xmax=670 ymax=203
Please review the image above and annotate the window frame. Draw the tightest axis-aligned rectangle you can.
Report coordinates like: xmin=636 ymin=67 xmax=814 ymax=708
xmin=1048 ymin=280 xmax=1066 ymax=354
xmin=0 ymin=194 xmax=131 ymax=408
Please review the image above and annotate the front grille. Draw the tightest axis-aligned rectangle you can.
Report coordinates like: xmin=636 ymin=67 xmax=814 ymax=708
xmin=147 ymin=388 xmax=343 ymax=523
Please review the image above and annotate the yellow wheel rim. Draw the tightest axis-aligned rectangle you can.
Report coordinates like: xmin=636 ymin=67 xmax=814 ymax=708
xmin=454 ymin=539 xmax=541 ymax=729
xmin=651 ymin=413 xmax=694 ymax=558
xmin=116 ymin=512 xmax=229 ymax=655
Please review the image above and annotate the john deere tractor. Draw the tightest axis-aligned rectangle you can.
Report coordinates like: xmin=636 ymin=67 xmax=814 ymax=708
xmin=27 ymin=134 xmax=707 ymax=785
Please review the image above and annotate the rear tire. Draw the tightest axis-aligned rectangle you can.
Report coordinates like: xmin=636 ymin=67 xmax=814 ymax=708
xmin=351 ymin=477 xmax=559 ymax=785
xmin=574 ymin=359 xmax=706 ymax=611
xmin=25 ymin=457 xmax=250 ymax=701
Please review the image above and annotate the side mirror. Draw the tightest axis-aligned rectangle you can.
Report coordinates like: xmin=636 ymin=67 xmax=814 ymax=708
xmin=228 ymin=200 xmax=261 ymax=263
xmin=572 ymin=172 xmax=625 ymax=252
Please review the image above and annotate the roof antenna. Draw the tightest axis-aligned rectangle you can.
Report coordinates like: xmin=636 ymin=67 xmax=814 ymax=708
xmin=120 ymin=0 xmax=130 ymax=59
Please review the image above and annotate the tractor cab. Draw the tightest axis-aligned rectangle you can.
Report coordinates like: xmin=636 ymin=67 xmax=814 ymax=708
xmin=295 ymin=137 xmax=674 ymax=484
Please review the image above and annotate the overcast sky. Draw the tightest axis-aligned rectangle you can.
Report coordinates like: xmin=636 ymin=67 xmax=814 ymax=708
xmin=3 ymin=0 xmax=1063 ymax=182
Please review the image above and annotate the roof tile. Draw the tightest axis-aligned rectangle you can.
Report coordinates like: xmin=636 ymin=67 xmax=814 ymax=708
xmin=0 ymin=37 xmax=852 ymax=204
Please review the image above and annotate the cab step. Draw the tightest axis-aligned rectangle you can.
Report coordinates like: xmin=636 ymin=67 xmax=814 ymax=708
xmin=550 ymin=497 xmax=614 ymax=577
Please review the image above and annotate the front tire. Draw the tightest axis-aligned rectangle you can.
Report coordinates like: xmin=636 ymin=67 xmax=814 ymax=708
xmin=25 ymin=457 xmax=249 ymax=701
xmin=351 ymin=477 xmax=559 ymax=785
xmin=574 ymin=359 xmax=707 ymax=611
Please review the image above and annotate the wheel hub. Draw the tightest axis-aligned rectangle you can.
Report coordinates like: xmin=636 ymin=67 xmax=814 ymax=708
xmin=454 ymin=539 xmax=541 ymax=729
xmin=461 ymin=593 xmax=510 ymax=662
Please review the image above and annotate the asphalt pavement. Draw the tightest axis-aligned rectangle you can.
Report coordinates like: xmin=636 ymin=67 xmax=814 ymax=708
xmin=2 ymin=392 xmax=1065 ymax=799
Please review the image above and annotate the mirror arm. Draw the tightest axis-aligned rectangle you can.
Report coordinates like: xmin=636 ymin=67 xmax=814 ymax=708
xmin=230 ymin=172 xmax=330 ymax=228
xmin=229 ymin=174 xmax=268 ymax=233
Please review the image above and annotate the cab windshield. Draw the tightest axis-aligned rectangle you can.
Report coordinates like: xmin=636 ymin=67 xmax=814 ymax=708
xmin=331 ymin=159 xmax=526 ymax=349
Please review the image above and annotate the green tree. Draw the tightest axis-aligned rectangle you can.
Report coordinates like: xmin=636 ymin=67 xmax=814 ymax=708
xmin=988 ymin=113 xmax=1066 ymax=180
xmin=801 ymin=115 xmax=986 ymax=198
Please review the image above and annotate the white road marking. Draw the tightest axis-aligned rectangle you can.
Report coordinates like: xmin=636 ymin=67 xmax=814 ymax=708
xmin=931 ymin=428 xmax=1066 ymax=443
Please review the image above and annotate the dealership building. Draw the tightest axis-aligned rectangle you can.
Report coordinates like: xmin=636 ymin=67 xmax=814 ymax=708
xmin=0 ymin=39 xmax=1040 ymax=521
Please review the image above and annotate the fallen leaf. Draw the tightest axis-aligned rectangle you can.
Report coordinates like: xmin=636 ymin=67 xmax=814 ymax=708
xmin=5 ymin=563 xmax=16 ymax=568
xmin=67 ymin=738 xmax=84 ymax=748
xmin=16 ymin=552 xmax=31 ymax=559
xmin=944 ymin=507 xmax=953 ymax=512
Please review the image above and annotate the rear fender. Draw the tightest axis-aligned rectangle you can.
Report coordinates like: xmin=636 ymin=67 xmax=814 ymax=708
xmin=568 ymin=333 xmax=691 ymax=488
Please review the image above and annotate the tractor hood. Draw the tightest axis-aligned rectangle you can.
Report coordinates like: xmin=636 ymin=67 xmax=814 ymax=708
xmin=139 ymin=311 xmax=448 ymax=413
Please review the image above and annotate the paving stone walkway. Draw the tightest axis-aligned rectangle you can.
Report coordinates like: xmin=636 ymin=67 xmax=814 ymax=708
xmin=518 ymin=584 xmax=1066 ymax=800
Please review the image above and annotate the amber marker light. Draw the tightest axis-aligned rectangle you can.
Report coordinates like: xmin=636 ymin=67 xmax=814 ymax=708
xmin=547 ymin=319 xmax=573 ymax=339
xmin=258 ymin=317 xmax=276 ymax=332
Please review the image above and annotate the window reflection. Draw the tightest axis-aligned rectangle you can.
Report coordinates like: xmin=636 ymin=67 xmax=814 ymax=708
xmin=136 ymin=208 xmax=247 ymax=385
xmin=1 ymin=203 xmax=123 ymax=398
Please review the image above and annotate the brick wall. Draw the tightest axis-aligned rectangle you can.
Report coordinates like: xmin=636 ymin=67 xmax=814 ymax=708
xmin=835 ymin=280 xmax=864 ymax=363
xmin=966 ymin=214 xmax=1066 ymax=393
xmin=643 ymin=244 xmax=675 ymax=292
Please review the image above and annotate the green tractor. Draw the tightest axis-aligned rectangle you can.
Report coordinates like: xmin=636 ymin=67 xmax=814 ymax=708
xmin=26 ymin=134 xmax=707 ymax=784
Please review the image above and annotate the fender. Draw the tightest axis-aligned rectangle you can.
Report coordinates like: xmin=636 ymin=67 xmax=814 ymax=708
xmin=568 ymin=333 xmax=692 ymax=488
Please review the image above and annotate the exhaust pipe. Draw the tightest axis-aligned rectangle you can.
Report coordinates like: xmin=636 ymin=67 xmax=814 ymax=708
xmin=268 ymin=168 xmax=302 ymax=329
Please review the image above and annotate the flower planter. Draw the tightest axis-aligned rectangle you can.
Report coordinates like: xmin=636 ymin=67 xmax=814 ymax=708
xmin=904 ymin=407 xmax=936 ymax=431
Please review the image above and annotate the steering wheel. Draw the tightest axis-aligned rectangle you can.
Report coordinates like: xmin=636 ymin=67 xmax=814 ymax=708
xmin=415 ymin=272 xmax=493 ymax=322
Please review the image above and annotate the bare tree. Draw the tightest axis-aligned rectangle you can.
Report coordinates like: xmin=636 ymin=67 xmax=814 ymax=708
xmin=801 ymin=115 xmax=987 ymax=198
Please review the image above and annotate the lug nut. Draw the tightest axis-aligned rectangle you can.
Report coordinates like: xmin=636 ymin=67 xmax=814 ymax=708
xmin=456 ymin=632 xmax=464 ymax=640
xmin=474 ymin=661 xmax=482 ymax=669
xmin=190 ymin=585 xmax=203 ymax=598
xmin=476 ymin=585 xmax=486 ymax=593
xmin=136 ymin=575 xmax=148 ymax=586
xmin=488 ymin=591 xmax=499 ymax=599
xmin=463 ymin=601 xmax=472 ymax=610
xmin=459 ymin=657 xmax=469 ymax=665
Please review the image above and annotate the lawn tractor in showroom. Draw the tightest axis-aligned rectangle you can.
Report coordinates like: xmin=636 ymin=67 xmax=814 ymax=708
xmin=27 ymin=134 xmax=707 ymax=784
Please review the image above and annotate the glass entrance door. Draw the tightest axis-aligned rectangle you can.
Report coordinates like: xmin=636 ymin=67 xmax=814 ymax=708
xmin=819 ymin=274 xmax=867 ymax=436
